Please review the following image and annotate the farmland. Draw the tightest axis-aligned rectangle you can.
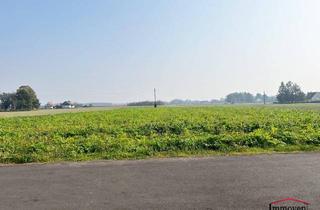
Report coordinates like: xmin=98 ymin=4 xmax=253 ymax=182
xmin=0 ymin=107 xmax=119 ymax=118
xmin=1 ymin=105 xmax=320 ymax=163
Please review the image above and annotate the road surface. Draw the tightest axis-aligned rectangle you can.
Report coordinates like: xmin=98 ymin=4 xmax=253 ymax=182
xmin=0 ymin=153 xmax=319 ymax=209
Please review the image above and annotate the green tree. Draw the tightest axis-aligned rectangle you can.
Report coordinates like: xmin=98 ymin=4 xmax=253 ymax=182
xmin=276 ymin=81 xmax=305 ymax=103
xmin=0 ymin=93 xmax=16 ymax=111
xmin=255 ymin=93 xmax=263 ymax=102
xmin=276 ymin=82 xmax=289 ymax=103
xmin=225 ymin=92 xmax=254 ymax=104
xmin=15 ymin=86 xmax=40 ymax=110
xmin=291 ymin=83 xmax=306 ymax=102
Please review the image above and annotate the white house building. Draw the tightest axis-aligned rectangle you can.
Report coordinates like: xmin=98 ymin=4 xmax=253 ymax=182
xmin=311 ymin=92 xmax=320 ymax=102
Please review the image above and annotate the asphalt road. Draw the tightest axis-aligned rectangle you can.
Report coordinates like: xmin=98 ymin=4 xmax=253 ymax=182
xmin=0 ymin=153 xmax=319 ymax=210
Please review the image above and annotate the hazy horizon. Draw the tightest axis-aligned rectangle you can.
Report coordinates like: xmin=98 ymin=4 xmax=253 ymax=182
xmin=2 ymin=0 xmax=320 ymax=103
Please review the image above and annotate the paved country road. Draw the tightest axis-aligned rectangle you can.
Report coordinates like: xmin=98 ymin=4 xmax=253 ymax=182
xmin=0 ymin=154 xmax=319 ymax=210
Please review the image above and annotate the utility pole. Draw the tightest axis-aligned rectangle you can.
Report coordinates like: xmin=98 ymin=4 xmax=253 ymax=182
xmin=263 ymin=91 xmax=266 ymax=105
xmin=154 ymin=88 xmax=157 ymax=108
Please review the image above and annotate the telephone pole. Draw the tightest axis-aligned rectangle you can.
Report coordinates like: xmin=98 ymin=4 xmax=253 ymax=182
xmin=263 ymin=91 xmax=266 ymax=105
xmin=154 ymin=88 xmax=157 ymax=108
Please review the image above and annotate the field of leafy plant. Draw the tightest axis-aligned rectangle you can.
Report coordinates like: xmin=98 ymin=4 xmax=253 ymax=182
xmin=1 ymin=106 xmax=320 ymax=163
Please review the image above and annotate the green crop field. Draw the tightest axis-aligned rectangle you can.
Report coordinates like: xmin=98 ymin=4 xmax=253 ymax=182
xmin=0 ymin=107 xmax=119 ymax=118
xmin=1 ymin=105 xmax=320 ymax=163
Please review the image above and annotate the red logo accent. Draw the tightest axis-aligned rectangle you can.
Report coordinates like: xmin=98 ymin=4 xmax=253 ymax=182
xmin=270 ymin=197 xmax=310 ymax=205
xmin=269 ymin=197 xmax=310 ymax=210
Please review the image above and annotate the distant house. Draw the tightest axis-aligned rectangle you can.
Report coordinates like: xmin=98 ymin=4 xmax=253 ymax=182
xmin=44 ymin=102 xmax=54 ymax=109
xmin=61 ymin=101 xmax=75 ymax=109
xmin=306 ymin=92 xmax=320 ymax=102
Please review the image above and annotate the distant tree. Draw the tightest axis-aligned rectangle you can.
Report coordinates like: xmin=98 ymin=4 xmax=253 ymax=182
xmin=225 ymin=92 xmax=254 ymax=104
xmin=276 ymin=81 xmax=305 ymax=103
xmin=291 ymin=82 xmax=305 ymax=102
xmin=15 ymin=86 xmax=40 ymax=110
xmin=276 ymin=82 xmax=289 ymax=103
xmin=170 ymin=99 xmax=185 ymax=105
xmin=253 ymin=93 xmax=277 ymax=104
xmin=255 ymin=93 xmax=263 ymax=102
xmin=83 ymin=104 xmax=93 ymax=108
xmin=58 ymin=101 xmax=75 ymax=109
xmin=62 ymin=101 xmax=73 ymax=106
xmin=266 ymin=96 xmax=277 ymax=103
xmin=0 ymin=93 xmax=16 ymax=111
xmin=45 ymin=102 xmax=54 ymax=109
xmin=127 ymin=101 xmax=165 ymax=106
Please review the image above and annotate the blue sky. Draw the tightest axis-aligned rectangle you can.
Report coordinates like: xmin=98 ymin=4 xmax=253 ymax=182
xmin=1 ymin=0 xmax=320 ymax=103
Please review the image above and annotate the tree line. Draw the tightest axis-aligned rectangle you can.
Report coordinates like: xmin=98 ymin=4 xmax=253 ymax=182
xmin=225 ymin=92 xmax=276 ymax=104
xmin=129 ymin=81 xmax=312 ymax=106
xmin=276 ymin=81 xmax=320 ymax=104
xmin=0 ymin=81 xmax=316 ymax=111
xmin=127 ymin=101 xmax=166 ymax=106
xmin=225 ymin=81 xmax=316 ymax=104
xmin=0 ymin=86 xmax=40 ymax=111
